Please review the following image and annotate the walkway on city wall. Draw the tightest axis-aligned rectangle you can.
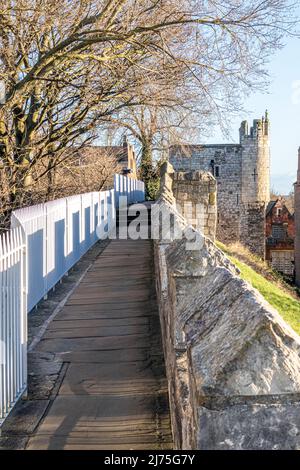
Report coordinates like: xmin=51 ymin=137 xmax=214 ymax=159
xmin=26 ymin=237 xmax=173 ymax=450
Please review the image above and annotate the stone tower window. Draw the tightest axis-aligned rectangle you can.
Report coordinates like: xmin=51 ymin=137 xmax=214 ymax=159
xmin=276 ymin=208 xmax=282 ymax=217
xmin=214 ymin=165 xmax=220 ymax=178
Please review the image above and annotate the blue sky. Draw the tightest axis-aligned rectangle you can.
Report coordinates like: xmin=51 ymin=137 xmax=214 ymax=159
xmin=203 ymin=17 xmax=300 ymax=195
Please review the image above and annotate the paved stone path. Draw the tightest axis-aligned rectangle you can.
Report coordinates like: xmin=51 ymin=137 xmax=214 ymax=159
xmin=26 ymin=239 xmax=172 ymax=450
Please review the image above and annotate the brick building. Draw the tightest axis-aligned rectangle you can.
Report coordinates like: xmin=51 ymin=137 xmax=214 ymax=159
xmin=266 ymin=197 xmax=295 ymax=277
xmin=169 ymin=112 xmax=270 ymax=258
xmin=74 ymin=137 xmax=137 ymax=178
xmin=294 ymin=148 xmax=300 ymax=286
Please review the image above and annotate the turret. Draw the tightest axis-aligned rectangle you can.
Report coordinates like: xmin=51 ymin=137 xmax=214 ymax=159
xmin=239 ymin=110 xmax=270 ymax=144
xmin=239 ymin=111 xmax=270 ymax=259
xmin=240 ymin=110 xmax=270 ymax=204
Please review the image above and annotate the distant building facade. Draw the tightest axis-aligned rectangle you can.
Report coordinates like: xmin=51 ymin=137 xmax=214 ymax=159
xmin=266 ymin=197 xmax=295 ymax=277
xmin=169 ymin=112 xmax=270 ymax=257
xmin=294 ymin=148 xmax=300 ymax=286
xmin=74 ymin=137 xmax=137 ymax=179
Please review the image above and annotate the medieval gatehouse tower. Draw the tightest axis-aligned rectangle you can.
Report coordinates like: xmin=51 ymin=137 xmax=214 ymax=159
xmin=169 ymin=112 xmax=270 ymax=257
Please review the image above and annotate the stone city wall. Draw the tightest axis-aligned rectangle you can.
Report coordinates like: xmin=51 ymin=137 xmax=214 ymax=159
xmin=170 ymin=144 xmax=242 ymax=246
xmin=154 ymin=166 xmax=300 ymax=450
xmin=169 ymin=115 xmax=270 ymax=258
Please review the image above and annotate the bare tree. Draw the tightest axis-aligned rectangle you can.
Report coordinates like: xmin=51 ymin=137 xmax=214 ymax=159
xmin=32 ymin=148 xmax=122 ymax=201
xmin=95 ymin=0 xmax=300 ymax=196
xmin=0 ymin=145 xmax=122 ymax=230
xmin=0 ymin=0 xmax=298 ymax=209
xmin=103 ymin=75 xmax=212 ymax=197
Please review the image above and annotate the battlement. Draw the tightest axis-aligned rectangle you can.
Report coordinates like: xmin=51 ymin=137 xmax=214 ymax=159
xmin=240 ymin=110 xmax=269 ymax=142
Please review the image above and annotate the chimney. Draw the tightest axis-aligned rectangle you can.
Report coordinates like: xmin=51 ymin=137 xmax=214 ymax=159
xmin=122 ymin=135 xmax=128 ymax=148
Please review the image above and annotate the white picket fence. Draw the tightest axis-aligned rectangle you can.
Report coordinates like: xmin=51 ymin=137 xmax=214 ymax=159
xmin=0 ymin=175 xmax=144 ymax=424
xmin=0 ymin=227 xmax=27 ymax=423
xmin=114 ymin=174 xmax=145 ymax=208
xmin=11 ymin=190 xmax=116 ymax=313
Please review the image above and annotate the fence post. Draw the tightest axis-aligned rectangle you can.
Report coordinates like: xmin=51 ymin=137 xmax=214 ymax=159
xmin=20 ymin=227 xmax=27 ymax=395
xmin=90 ymin=192 xmax=94 ymax=236
xmin=113 ymin=175 xmax=117 ymax=210
xmin=80 ymin=194 xmax=83 ymax=254
xmin=110 ymin=189 xmax=116 ymax=232
xmin=44 ymin=204 xmax=48 ymax=300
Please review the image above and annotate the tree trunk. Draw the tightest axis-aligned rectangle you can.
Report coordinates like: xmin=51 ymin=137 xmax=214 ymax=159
xmin=140 ymin=141 xmax=154 ymax=198
xmin=9 ymin=162 xmax=32 ymax=208
xmin=47 ymin=164 xmax=56 ymax=199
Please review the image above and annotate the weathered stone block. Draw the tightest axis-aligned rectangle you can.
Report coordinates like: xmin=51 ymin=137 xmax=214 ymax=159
xmin=172 ymin=170 xmax=217 ymax=242
xmin=197 ymin=403 xmax=300 ymax=450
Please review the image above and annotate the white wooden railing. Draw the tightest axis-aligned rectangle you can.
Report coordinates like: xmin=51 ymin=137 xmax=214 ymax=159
xmin=0 ymin=227 xmax=27 ymax=423
xmin=0 ymin=175 xmax=144 ymax=424
xmin=114 ymin=174 xmax=145 ymax=208
xmin=11 ymin=190 xmax=116 ymax=313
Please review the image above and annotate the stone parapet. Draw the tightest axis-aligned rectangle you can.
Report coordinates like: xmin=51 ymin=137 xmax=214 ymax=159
xmin=154 ymin=190 xmax=300 ymax=449
xmin=172 ymin=170 xmax=217 ymax=241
